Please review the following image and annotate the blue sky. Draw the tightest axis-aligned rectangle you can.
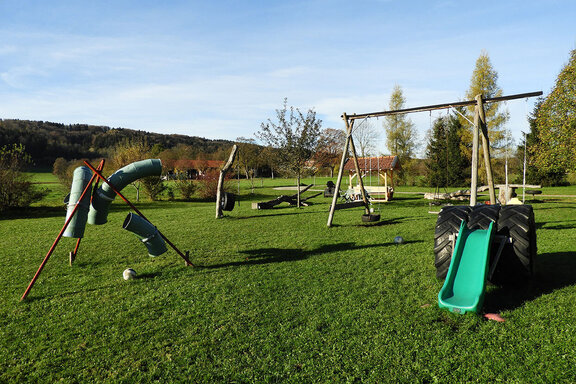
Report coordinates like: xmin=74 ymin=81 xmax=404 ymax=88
xmin=1 ymin=0 xmax=575 ymax=155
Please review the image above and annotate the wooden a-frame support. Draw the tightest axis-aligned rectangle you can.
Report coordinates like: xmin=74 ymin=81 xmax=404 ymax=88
xmin=327 ymin=91 xmax=542 ymax=227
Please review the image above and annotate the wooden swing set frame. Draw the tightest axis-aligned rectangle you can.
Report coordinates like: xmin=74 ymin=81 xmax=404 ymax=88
xmin=326 ymin=91 xmax=543 ymax=227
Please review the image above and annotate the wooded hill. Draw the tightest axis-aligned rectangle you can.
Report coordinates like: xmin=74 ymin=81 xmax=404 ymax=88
xmin=0 ymin=119 xmax=233 ymax=167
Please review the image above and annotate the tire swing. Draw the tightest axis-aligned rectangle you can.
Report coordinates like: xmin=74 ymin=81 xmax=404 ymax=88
xmin=361 ymin=190 xmax=380 ymax=222
xmin=220 ymin=192 xmax=236 ymax=211
xmin=433 ymin=204 xmax=536 ymax=283
xmin=362 ymin=212 xmax=380 ymax=222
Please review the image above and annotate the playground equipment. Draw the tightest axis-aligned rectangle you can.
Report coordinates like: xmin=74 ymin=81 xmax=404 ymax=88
xmin=438 ymin=220 xmax=494 ymax=314
xmin=123 ymin=213 xmax=168 ymax=257
xmin=435 ymin=204 xmax=537 ymax=313
xmin=89 ymin=159 xmax=162 ymax=225
xmin=63 ymin=166 xmax=93 ymax=238
xmin=433 ymin=92 xmax=541 ymax=315
xmin=216 ymin=145 xmax=238 ymax=218
xmin=20 ymin=159 xmax=193 ymax=301
xmin=324 ymin=181 xmax=337 ymax=197
xmin=252 ymin=184 xmax=321 ymax=209
xmin=327 ymin=90 xmax=542 ymax=314
xmin=327 ymin=91 xmax=542 ymax=227
xmin=343 ymin=156 xmax=399 ymax=202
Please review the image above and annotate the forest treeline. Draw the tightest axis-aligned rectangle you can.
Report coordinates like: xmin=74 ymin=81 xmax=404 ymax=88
xmin=0 ymin=119 xmax=233 ymax=167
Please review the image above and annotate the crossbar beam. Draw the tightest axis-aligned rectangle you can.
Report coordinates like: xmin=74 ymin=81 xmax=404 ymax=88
xmin=343 ymin=91 xmax=542 ymax=120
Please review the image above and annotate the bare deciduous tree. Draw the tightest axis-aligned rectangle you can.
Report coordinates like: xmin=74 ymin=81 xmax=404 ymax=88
xmin=257 ymin=98 xmax=322 ymax=207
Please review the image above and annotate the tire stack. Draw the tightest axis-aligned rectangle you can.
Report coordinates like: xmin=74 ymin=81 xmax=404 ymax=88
xmin=434 ymin=204 xmax=536 ymax=283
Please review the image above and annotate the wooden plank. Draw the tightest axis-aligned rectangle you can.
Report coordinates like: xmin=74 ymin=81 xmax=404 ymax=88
xmin=253 ymin=185 xmax=315 ymax=209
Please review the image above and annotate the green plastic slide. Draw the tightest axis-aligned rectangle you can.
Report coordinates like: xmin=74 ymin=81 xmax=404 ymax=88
xmin=438 ymin=220 xmax=494 ymax=314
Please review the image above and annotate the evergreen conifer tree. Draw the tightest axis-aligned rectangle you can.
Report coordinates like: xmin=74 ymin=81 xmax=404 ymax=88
xmin=426 ymin=114 xmax=469 ymax=188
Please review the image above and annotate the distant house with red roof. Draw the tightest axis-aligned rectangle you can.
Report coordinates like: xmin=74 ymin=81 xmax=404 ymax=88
xmin=163 ymin=159 xmax=224 ymax=179
xmin=343 ymin=155 xmax=400 ymax=201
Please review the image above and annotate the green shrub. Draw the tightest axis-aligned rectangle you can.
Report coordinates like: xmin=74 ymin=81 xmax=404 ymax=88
xmin=0 ymin=144 xmax=47 ymax=211
xmin=141 ymin=176 xmax=167 ymax=201
xmin=174 ymin=179 xmax=196 ymax=200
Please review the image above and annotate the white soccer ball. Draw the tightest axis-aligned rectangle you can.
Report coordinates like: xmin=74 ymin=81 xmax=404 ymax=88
xmin=123 ymin=268 xmax=136 ymax=280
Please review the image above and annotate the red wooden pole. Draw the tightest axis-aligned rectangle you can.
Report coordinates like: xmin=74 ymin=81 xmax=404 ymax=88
xmin=69 ymin=238 xmax=82 ymax=265
xmin=83 ymin=160 xmax=194 ymax=267
xmin=20 ymin=160 xmax=105 ymax=301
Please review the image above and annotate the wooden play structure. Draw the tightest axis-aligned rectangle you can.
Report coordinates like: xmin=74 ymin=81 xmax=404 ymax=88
xmin=327 ymin=91 xmax=543 ymax=227
xmin=215 ymin=145 xmax=238 ymax=218
xmin=21 ymin=159 xmax=193 ymax=301
xmin=343 ymin=155 xmax=400 ymax=202
xmin=252 ymin=185 xmax=321 ymax=209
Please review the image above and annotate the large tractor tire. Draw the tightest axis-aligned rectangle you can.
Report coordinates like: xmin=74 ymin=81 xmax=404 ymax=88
xmin=434 ymin=206 xmax=471 ymax=279
xmin=467 ymin=205 xmax=500 ymax=230
xmin=494 ymin=205 xmax=537 ymax=281
xmin=467 ymin=205 xmax=501 ymax=276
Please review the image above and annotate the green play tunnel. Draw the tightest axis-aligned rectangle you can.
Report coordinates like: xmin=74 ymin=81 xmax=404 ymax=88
xmin=88 ymin=159 xmax=162 ymax=225
xmin=63 ymin=166 xmax=93 ymax=238
xmin=123 ymin=212 xmax=168 ymax=257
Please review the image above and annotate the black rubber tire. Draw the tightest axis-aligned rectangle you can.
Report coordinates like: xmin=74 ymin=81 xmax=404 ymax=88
xmin=467 ymin=205 xmax=500 ymax=230
xmin=434 ymin=206 xmax=472 ymax=279
xmin=221 ymin=192 xmax=236 ymax=211
xmin=494 ymin=205 xmax=537 ymax=281
xmin=467 ymin=205 xmax=501 ymax=281
xmin=362 ymin=214 xmax=380 ymax=222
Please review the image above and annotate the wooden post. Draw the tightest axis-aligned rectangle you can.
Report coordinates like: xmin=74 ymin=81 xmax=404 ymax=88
xmin=470 ymin=102 xmax=481 ymax=206
xmin=216 ymin=145 xmax=238 ymax=219
xmin=476 ymin=95 xmax=496 ymax=204
xmin=327 ymin=114 xmax=353 ymax=227
xmin=297 ymin=173 xmax=301 ymax=208
xmin=384 ymin=171 xmax=389 ymax=202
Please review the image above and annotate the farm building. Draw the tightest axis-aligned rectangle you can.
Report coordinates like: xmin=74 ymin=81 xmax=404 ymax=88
xmin=162 ymin=159 xmax=224 ymax=179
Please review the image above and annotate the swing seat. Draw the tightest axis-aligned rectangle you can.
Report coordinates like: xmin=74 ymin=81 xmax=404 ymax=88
xmin=353 ymin=186 xmax=393 ymax=201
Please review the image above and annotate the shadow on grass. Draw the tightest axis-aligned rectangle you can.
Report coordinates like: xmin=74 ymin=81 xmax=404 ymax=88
xmin=329 ymin=218 xmax=404 ymax=228
xmin=538 ymin=218 xmax=576 ymax=230
xmin=137 ymin=271 xmax=163 ymax=279
xmin=235 ymin=209 xmax=319 ymax=220
xmin=21 ymin=270 xmax=164 ymax=303
xmin=532 ymin=202 xmax=576 ymax=210
xmin=22 ymin=283 xmax=119 ymax=304
xmin=198 ymin=242 xmax=394 ymax=269
xmin=543 ymin=223 xmax=576 ymax=230
xmin=1 ymin=199 xmax=179 ymax=220
xmin=354 ymin=218 xmax=402 ymax=227
xmin=0 ymin=206 xmax=66 ymax=220
xmin=484 ymin=251 xmax=576 ymax=313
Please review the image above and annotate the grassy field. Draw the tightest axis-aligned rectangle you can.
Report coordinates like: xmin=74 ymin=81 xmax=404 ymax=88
xmin=2 ymin=173 xmax=576 ymax=382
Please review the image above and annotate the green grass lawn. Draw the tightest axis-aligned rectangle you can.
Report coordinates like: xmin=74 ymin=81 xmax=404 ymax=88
xmin=2 ymin=174 xmax=576 ymax=382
